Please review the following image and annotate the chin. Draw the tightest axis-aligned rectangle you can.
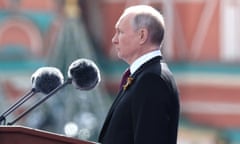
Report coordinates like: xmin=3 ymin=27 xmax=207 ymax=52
xmin=117 ymin=53 xmax=123 ymax=59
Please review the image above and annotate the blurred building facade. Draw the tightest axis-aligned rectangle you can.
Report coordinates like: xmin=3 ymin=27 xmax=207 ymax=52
xmin=0 ymin=0 xmax=240 ymax=143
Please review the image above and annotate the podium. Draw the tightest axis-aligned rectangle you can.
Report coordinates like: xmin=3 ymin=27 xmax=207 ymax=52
xmin=0 ymin=126 xmax=98 ymax=144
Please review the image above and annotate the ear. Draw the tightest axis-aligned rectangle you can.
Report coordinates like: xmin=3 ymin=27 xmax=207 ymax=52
xmin=138 ymin=28 xmax=148 ymax=45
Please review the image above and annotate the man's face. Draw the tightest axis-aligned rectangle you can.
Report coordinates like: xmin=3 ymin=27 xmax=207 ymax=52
xmin=112 ymin=14 xmax=140 ymax=64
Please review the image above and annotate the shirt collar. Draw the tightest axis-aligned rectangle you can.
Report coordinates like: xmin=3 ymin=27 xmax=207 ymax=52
xmin=130 ymin=50 xmax=162 ymax=74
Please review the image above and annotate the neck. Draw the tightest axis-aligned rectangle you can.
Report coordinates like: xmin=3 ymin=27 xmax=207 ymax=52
xmin=127 ymin=45 xmax=160 ymax=65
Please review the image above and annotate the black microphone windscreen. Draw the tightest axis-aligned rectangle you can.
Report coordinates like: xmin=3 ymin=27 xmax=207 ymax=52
xmin=67 ymin=58 xmax=101 ymax=90
xmin=31 ymin=67 xmax=64 ymax=94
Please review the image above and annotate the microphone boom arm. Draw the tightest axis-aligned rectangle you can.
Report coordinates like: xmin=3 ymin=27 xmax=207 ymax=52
xmin=0 ymin=89 xmax=38 ymax=125
xmin=7 ymin=79 xmax=72 ymax=125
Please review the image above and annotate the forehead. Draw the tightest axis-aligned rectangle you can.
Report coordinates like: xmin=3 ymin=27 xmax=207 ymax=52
xmin=115 ymin=13 xmax=134 ymax=29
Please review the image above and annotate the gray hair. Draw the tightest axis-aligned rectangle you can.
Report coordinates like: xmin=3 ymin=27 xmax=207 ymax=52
xmin=122 ymin=5 xmax=165 ymax=46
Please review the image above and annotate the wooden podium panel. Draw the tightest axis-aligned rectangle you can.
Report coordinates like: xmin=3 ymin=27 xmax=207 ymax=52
xmin=0 ymin=126 xmax=97 ymax=144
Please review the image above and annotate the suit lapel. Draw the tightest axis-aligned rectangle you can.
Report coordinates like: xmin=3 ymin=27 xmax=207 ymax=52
xmin=98 ymin=56 xmax=163 ymax=141
xmin=98 ymin=88 xmax=125 ymax=141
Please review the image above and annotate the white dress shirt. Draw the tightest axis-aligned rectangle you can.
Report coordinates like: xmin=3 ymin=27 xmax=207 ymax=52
xmin=130 ymin=50 xmax=162 ymax=75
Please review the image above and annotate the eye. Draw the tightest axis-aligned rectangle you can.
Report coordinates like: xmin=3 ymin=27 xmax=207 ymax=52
xmin=116 ymin=28 xmax=123 ymax=34
xmin=119 ymin=29 xmax=124 ymax=34
xmin=116 ymin=29 xmax=121 ymax=34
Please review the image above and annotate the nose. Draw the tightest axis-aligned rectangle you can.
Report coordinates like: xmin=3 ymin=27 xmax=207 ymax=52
xmin=112 ymin=33 xmax=118 ymax=45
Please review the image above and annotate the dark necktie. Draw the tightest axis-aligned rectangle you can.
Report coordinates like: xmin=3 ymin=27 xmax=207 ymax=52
xmin=119 ymin=68 xmax=130 ymax=89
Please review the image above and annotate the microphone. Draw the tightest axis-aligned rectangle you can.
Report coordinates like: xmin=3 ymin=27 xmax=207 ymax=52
xmin=0 ymin=67 xmax=64 ymax=125
xmin=31 ymin=67 xmax=64 ymax=94
xmin=68 ymin=58 xmax=101 ymax=90
xmin=7 ymin=58 xmax=100 ymax=125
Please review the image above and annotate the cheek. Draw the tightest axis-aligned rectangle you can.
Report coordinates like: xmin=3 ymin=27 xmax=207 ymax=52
xmin=119 ymin=34 xmax=127 ymax=43
xmin=119 ymin=35 xmax=134 ymax=47
xmin=119 ymin=38 xmax=131 ymax=54
xmin=118 ymin=32 xmax=138 ymax=54
xmin=119 ymin=40 xmax=137 ymax=58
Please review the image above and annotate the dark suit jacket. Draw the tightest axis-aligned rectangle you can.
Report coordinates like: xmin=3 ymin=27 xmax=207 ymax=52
xmin=98 ymin=56 xmax=179 ymax=144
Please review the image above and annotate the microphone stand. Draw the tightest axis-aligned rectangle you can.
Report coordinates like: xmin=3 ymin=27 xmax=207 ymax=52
xmin=0 ymin=89 xmax=39 ymax=125
xmin=7 ymin=79 xmax=72 ymax=125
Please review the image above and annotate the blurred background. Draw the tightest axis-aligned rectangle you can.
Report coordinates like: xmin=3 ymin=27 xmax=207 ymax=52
xmin=0 ymin=0 xmax=240 ymax=143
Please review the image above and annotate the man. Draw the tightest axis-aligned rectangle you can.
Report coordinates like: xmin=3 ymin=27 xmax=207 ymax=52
xmin=98 ymin=5 xmax=179 ymax=144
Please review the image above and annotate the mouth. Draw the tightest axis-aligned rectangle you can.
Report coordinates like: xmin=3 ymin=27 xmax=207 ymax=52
xmin=114 ymin=46 xmax=120 ymax=51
